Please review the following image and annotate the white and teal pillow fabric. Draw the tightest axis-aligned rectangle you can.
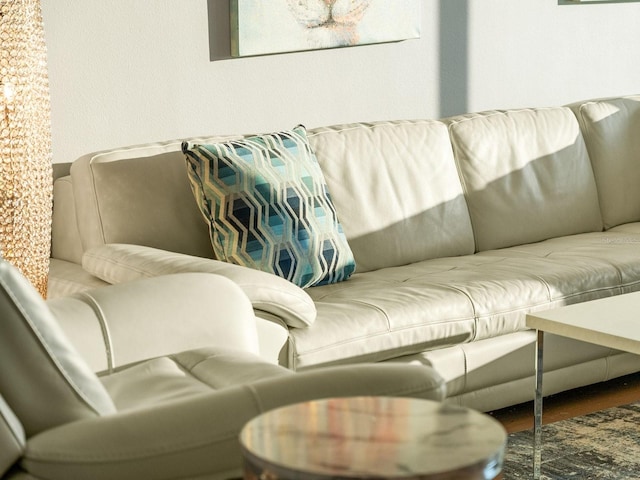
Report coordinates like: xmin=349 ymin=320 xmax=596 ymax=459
xmin=182 ymin=126 xmax=355 ymax=288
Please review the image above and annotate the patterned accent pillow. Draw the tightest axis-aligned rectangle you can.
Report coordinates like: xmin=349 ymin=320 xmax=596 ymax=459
xmin=182 ymin=126 xmax=355 ymax=288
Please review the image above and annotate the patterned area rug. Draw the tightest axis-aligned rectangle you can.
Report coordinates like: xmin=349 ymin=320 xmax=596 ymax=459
xmin=502 ymin=403 xmax=640 ymax=479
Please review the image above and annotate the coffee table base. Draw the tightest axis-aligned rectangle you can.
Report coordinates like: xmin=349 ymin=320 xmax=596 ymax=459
xmin=534 ymin=330 xmax=544 ymax=480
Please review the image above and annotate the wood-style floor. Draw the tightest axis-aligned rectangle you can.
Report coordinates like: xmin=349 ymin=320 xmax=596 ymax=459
xmin=488 ymin=371 xmax=640 ymax=434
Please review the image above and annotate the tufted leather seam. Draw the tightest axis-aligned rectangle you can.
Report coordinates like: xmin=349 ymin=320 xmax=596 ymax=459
xmin=459 ymin=344 xmax=470 ymax=395
xmin=446 ymin=121 xmax=477 ymax=252
xmin=307 ymin=119 xmax=445 ymax=138
xmin=76 ymin=292 xmax=115 ymax=373
xmin=169 ymin=353 xmax=234 ymax=390
xmin=244 ymin=384 xmax=266 ymax=414
xmin=435 ymin=283 xmax=478 ymax=341
xmin=445 ymin=106 xmax=568 ymax=128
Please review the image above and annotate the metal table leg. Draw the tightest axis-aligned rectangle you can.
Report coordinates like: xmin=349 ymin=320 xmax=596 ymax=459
xmin=534 ymin=329 xmax=544 ymax=479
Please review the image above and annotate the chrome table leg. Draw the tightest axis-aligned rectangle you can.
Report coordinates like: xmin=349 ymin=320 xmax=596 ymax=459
xmin=534 ymin=329 xmax=544 ymax=479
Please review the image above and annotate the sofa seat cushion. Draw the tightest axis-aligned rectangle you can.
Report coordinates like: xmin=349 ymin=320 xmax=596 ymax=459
xmin=291 ymin=230 xmax=640 ymax=369
xmin=23 ymin=356 xmax=445 ymax=480
xmin=101 ymin=348 xmax=293 ymax=411
xmin=607 ymin=222 xmax=640 ymax=235
xmin=478 ymin=229 xmax=640 ymax=291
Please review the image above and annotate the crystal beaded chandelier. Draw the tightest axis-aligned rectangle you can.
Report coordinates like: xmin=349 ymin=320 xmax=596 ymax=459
xmin=0 ymin=0 xmax=53 ymax=298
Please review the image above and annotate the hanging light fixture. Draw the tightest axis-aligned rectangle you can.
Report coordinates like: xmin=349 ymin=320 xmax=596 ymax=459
xmin=0 ymin=0 xmax=53 ymax=298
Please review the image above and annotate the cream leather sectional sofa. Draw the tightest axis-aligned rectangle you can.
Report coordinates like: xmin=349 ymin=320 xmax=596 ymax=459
xmin=49 ymin=95 xmax=640 ymax=413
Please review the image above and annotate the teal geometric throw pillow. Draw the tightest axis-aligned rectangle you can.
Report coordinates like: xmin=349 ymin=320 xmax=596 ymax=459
xmin=182 ymin=125 xmax=355 ymax=288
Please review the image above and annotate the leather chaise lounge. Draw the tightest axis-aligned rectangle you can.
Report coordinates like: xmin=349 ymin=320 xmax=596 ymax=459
xmin=0 ymin=260 xmax=445 ymax=479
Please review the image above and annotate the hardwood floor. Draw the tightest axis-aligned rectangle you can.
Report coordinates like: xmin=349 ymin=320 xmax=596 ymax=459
xmin=488 ymin=371 xmax=640 ymax=434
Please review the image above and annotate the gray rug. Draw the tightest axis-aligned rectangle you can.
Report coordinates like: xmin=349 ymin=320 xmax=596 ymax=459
xmin=502 ymin=403 xmax=640 ymax=479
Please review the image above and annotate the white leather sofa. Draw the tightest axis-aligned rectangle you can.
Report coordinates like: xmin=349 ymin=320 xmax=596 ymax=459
xmin=49 ymin=94 xmax=640 ymax=413
xmin=0 ymin=260 xmax=445 ymax=480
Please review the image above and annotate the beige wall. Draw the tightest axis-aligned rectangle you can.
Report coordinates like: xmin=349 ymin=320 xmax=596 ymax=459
xmin=41 ymin=0 xmax=640 ymax=164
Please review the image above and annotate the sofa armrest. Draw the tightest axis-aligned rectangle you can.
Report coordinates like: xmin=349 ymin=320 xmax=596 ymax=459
xmin=254 ymin=312 xmax=290 ymax=364
xmin=82 ymin=243 xmax=317 ymax=328
xmin=23 ymin=363 xmax=445 ymax=480
xmin=47 ymin=258 xmax=110 ymax=300
xmin=46 ymin=273 xmax=261 ymax=373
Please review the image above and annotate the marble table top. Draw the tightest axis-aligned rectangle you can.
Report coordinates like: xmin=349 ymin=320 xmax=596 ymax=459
xmin=240 ymin=396 xmax=507 ymax=480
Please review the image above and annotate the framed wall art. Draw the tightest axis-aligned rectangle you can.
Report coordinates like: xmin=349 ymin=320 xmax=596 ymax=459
xmin=559 ymin=0 xmax=640 ymax=3
xmin=230 ymin=0 xmax=421 ymax=57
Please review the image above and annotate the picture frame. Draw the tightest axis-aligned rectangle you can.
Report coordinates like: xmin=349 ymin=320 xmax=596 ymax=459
xmin=230 ymin=0 xmax=421 ymax=57
xmin=559 ymin=0 xmax=640 ymax=4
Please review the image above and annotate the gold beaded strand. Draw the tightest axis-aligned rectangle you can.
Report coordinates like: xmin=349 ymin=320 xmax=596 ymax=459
xmin=0 ymin=0 xmax=53 ymax=298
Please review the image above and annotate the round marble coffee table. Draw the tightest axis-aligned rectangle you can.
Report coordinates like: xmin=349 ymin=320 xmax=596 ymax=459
xmin=239 ymin=396 xmax=506 ymax=480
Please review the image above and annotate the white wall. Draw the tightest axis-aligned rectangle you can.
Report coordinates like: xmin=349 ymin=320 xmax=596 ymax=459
xmin=468 ymin=0 xmax=640 ymax=111
xmin=41 ymin=0 xmax=640 ymax=164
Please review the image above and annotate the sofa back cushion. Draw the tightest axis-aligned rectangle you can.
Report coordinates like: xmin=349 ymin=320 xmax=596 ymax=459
xmin=70 ymin=136 xmax=242 ymax=257
xmin=447 ymin=107 xmax=603 ymax=252
xmin=569 ymin=95 xmax=640 ymax=230
xmin=0 ymin=260 xmax=115 ymax=437
xmin=52 ymin=174 xmax=84 ymax=264
xmin=308 ymin=120 xmax=475 ymax=273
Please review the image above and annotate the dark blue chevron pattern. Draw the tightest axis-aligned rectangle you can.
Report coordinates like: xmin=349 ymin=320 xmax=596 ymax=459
xmin=183 ymin=126 xmax=355 ymax=288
